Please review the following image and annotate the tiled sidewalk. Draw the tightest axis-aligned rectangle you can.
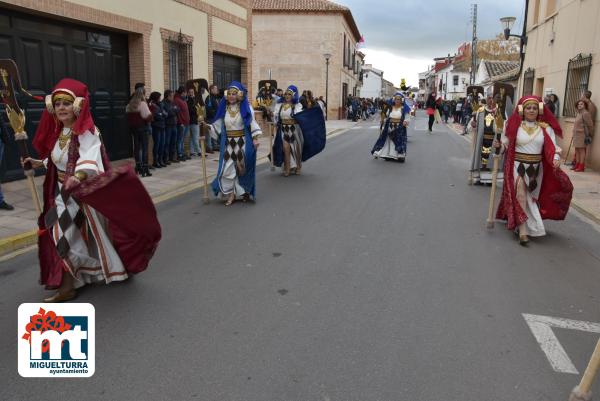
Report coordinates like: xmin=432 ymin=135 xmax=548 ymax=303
xmin=0 ymin=120 xmax=357 ymax=255
xmin=446 ymin=121 xmax=600 ymax=224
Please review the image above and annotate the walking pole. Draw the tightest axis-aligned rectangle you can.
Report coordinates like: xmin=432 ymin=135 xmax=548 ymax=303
xmin=486 ymin=115 xmax=504 ymax=229
xmin=569 ymin=338 xmax=600 ymax=401
xmin=199 ymin=122 xmax=210 ymax=204
xmin=564 ymin=136 xmax=574 ymax=166
xmin=269 ymin=122 xmax=275 ymax=171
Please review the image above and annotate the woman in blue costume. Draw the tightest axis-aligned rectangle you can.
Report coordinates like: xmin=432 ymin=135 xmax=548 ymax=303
xmin=371 ymin=92 xmax=411 ymax=162
xmin=209 ymin=82 xmax=262 ymax=206
xmin=272 ymin=85 xmax=304 ymax=176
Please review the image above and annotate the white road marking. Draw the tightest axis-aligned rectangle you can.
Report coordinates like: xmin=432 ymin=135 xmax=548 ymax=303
xmin=523 ymin=313 xmax=600 ymax=374
xmin=351 ymin=126 xmax=362 ymax=130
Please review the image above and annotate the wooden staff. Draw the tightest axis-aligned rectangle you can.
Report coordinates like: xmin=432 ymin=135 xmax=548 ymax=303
xmin=199 ymin=122 xmax=210 ymax=204
xmin=269 ymin=122 xmax=275 ymax=171
xmin=486 ymin=115 xmax=504 ymax=229
xmin=569 ymin=338 xmax=600 ymax=401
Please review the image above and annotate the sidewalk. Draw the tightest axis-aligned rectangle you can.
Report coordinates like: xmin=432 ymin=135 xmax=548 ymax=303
xmin=0 ymin=120 xmax=357 ymax=256
xmin=446 ymin=120 xmax=600 ymax=225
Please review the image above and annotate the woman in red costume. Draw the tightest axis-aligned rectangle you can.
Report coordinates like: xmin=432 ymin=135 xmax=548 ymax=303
xmin=24 ymin=78 xmax=161 ymax=302
xmin=494 ymin=95 xmax=573 ymax=246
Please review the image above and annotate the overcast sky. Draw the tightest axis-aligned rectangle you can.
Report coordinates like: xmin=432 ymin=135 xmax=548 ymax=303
xmin=334 ymin=0 xmax=525 ymax=87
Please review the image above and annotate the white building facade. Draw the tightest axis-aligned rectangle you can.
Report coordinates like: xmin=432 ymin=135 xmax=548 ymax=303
xmin=360 ymin=64 xmax=383 ymax=99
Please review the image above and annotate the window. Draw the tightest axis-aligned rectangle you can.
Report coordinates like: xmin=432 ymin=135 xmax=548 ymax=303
xmin=453 ymin=75 xmax=459 ymax=86
xmin=164 ymin=32 xmax=192 ymax=90
xmin=343 ymin=34 xmax=347 ymax=67
xmin=522 ymin=68 xmax=535 ymax=96
xmin=563 ymin=53 xmax=593 ymax=117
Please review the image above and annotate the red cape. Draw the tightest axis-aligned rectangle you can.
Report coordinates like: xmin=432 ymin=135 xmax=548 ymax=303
xmin=38 ymin=138 xmax=161 ymax=289
xmin=496 ymin=126 xmax=573 ymax=230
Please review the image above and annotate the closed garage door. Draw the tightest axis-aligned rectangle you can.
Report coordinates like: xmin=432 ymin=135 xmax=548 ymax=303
xmin=213 ymin=52 xmax=241 ymax=94
xmin=0 ymin=8 xmax=130 ymax=181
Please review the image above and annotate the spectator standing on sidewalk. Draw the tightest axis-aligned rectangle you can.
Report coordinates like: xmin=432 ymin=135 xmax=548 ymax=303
xmin=455 ymin=100 xmax=463 ymax=123
xmin=186 ymin=87 xmax=202 ymax=157
xmin=149 ymin=91 xmax=167 ymax=168
xmin=126 ymin=87 xmax=153 ymax=177
xmin=442 ymin=101 xmax=450 ymax=123
xmin=0 ymin=113 xmax=14 ymax=210
xmin=582 ymin=90 xmax=597 ymax=121
xmin=571 ymin=99 xmax=594 ymax=172
xmin=163 ymin=90 xmax=179 ymax=163
xmin=174 ymin=86 xmax=190 ymax=161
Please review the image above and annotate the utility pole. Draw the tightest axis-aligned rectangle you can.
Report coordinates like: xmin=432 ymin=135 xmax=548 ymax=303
xmin=470 ymin=3 xmax=478 ymax=85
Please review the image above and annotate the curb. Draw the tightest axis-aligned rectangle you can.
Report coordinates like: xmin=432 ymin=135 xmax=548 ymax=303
xmin=0 ymin=125 xmax=356 ymax=259
xmin=0 ymin=229 xmax=38 ymax=257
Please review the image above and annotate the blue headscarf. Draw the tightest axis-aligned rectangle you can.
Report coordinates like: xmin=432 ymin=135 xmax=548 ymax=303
xmin=392 ymin=91 xmax=412 ymax=115
xmin=278 ymin=85 xmax=300 ymax=104
xmin=211 ymin=81 xmax=253 ymax=126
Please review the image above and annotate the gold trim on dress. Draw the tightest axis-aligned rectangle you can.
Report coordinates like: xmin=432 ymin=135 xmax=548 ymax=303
xmin=281 ymin=118 xmax=296 ymax=125
xmin=226 ymin=130 xmax=244 ymax=137
xmin=515 ymin=152 xmax=542 ymax=163
xmin=389 ymin=118 xmax=403 ymax=123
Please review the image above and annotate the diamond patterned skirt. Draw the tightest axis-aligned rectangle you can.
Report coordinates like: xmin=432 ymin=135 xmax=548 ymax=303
xmin=280 ymin=123 xmax=304 ymax=169
xmin=218 ymin=136 xmax=248 ymax=196
xmin=47 ymin=181 xmax=128 ymax=286
xmin=513 ymin=160 xmax=546 ymax=236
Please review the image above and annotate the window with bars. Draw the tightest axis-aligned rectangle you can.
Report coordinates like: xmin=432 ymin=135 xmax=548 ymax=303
xmin=453 ymin=75 xmax=459 ymax=86
xmin=563 ymin=54 xmax=593 ymax=117
xmin=165 ymin=33 xmax=192 ymax=90
xmin=522 ymin=68 xmax=535 ymax=96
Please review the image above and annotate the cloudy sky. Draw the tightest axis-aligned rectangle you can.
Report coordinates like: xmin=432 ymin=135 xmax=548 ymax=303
xmin=334 ymin=0 xmax=525 ymax=87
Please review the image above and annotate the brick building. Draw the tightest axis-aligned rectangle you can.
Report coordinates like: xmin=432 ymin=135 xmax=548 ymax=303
xmin=251 ymin=0 xmax=362 ymax=119
xmin=0 ymin=0 xmax=252 ymax=180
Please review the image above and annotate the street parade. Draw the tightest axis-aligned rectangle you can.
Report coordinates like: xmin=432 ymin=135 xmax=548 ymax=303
xmin=1 ymin=0 xmax=600 ymax=400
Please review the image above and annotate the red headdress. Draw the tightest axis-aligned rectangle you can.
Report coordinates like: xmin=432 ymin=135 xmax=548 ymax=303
xmin=504 ymin=95 xmax=563 ymax=140
xmin=32 ymin=78 xmax=95 ymax=159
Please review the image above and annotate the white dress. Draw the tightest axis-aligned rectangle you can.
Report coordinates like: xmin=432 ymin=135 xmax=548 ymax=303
xmin=374 ymin=107 xmax=410 ymax=160
xmin=502 ymin=122 xmax=560 ymax=237
xmin=44 ymin=127 xmax=127 ymax=287
xmin=211 ymin=106 xmax=262 ymax=196
xmin=274 ymin=102 xmax=304 ymax=170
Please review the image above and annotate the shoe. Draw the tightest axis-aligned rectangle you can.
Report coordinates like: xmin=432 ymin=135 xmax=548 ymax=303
xmin=148 ymin=164 xmax=155 ymax=170
xmin=0 ymin=201 xmax=14 ymax=210
xmin=570 ymin=163 xmax=578 ymax=170
xmin=44 ymin=289 xmax=77 ymax=303
xmin=153 ymin=163 xmax=162 ymax=169
xmin=134 ymin=164 xmax=142 ymax=175
xmin=519 ymin=235 xmax=529 ymax=246
xmin=207 ymin=150 xmax=214 ymax=154
xmin=143 ymin=166 xmax=152 ymax=177
xmin=171 ymin=159 xmax=180 ymax=163
xmin=160 ymin=162 xmax=167 ymax=168
xmin=575 ymin=163 xmax=585 ymax=172
xmin=165 ymin=160 xmax=171 ymax=165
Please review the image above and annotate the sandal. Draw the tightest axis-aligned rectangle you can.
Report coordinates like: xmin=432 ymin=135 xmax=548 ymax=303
xmin=44 ymin=289 xmax=77 ymax=303
xmin=224 ymin=194 xmax=235 ymax=206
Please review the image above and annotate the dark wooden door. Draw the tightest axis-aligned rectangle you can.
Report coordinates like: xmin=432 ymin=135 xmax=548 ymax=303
xmin=0 ymin=8 xmax=130 ymax=182
xmin=212 ymin=52 xmax=241 ymax=95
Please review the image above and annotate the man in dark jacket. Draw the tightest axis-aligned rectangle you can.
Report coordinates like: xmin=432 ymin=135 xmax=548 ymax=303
xmin=174 ymin=86 xmax=190 ymax=161
xmin=0 ymin=113 xmax=14 ymax=210
xmin=162 ymin=90 xmax=180 ymax=163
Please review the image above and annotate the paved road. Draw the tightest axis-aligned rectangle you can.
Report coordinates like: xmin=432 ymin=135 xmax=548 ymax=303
xmin=2 ymin=112 xmax=600 ymax=401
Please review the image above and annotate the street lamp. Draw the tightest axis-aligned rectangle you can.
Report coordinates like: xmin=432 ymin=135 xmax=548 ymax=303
xmin=499 ymin=16 xmax=528 ymax=81
xmin=500 ymin=16 xmax=516 ymax=40
xmin=323 ymin=53 xmax=331 ymax=120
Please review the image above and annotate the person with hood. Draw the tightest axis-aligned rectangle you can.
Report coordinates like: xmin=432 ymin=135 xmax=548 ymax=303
xmin=23 ymin=78 xmax=161 ymax=301
xmin=272 ymin=85 xmax=304 ymax=176
xmin=493 ymin=95 xmax=573 ymax=246
xmin=371 ymin=92 xmax=411 ymax=162
xmin=209 ymin=81 xmax=262 ymax=206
